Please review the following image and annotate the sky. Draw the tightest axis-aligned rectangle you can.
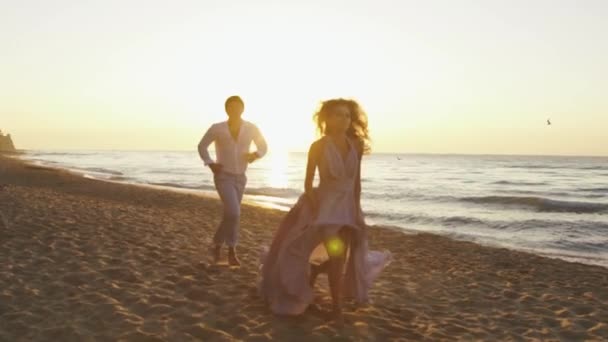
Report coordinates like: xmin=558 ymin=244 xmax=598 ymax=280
xmin=1 ymin=0 xmax=607 ymax=156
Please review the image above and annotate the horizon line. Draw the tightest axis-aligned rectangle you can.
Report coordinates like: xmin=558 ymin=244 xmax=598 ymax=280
xmin=15 ymin=148 xmax=608 ymax=158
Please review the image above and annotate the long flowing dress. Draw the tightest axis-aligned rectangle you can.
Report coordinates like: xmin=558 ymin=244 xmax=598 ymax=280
xmin=258 ymin=136 xmax=392 ymax=315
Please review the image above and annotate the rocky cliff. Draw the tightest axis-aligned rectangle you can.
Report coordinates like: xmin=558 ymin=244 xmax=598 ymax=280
xmin=0 ymin=131 xmax=16 ymax=152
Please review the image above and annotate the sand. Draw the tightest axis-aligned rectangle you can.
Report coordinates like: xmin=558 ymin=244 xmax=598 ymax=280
xmin=1 ymin=154 xmax=607 ymax=341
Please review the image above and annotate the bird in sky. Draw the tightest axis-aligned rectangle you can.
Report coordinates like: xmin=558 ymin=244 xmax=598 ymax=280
xmin=547 ymin=118 xmax=552 ymax=126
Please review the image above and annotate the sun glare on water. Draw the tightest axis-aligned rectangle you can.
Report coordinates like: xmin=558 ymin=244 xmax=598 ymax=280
xmin=253 ymin=109 xmax=314 ymax=189
xmin=262 ymin=137 xmax=289 ymax=189
xmin=268 ymin=151 xmax=288 ymax=188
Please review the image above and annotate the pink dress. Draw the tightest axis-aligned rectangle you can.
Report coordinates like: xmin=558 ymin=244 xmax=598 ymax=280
xmin=258 ymin=136 xmax=392 ymax=315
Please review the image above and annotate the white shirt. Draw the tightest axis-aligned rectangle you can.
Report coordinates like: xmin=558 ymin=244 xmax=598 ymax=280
xmin=197 ymin=120 xmax=268 ymax=175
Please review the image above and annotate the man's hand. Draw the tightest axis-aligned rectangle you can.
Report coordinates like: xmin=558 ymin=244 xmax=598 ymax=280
xmin=208 ymin=163 xmax=223 ymax=174
xmin=245 ymin=152 xmax=259 ymax=164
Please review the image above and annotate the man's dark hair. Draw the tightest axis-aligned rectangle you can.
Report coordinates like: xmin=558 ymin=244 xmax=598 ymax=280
xmin=225 ymin=96 xmax=244 ymax=109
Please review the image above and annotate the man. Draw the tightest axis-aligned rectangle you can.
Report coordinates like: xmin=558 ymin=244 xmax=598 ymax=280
xmin=198 ymin=96 xmax=267 ymax=266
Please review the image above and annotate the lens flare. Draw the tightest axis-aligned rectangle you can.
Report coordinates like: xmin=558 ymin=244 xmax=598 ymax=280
xmin=327 ymin=237 xmax=345 ymax=257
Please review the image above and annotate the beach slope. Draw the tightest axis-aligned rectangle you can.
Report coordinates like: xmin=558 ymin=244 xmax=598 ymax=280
xmin=1 ymin=155 xmax=606 ymax=341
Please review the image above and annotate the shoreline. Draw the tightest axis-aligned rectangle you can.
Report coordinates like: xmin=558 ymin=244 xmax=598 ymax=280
xmin=13 ymin=153 xmax=291 ymax=210
xmin=1 ymin=154 xmax=607 ymax=340
xmin=13 ymin=152 xmax=608 ymax=268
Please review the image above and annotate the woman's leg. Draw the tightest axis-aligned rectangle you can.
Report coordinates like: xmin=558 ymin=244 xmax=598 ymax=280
xmin=324 ymin=227 xmax=351 ymax=322
xmin=309 ymin=260 xmax=330 ymax=287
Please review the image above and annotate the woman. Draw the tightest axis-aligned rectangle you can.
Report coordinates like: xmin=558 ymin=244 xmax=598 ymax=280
xmin=258 ymin=98 xmax=391 ymax=323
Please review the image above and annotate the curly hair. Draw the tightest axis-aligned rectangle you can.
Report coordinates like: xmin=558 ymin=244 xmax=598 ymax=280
xmin=313 ymin=98 xmax=371 ymax=155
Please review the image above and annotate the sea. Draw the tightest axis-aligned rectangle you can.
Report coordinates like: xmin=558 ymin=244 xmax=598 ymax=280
xmin=19 ymin=150 xmax=608 ymax=267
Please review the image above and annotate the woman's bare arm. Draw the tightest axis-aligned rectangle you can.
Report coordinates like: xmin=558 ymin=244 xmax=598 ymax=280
xmin=355 ymin=148 xmax=363 ymax=208
xmin=304 ymin=141 xmax=319 ymax=194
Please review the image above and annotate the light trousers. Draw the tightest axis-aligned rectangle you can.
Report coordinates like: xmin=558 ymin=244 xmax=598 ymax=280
xmin=213 ymin=171 xmax=247 ymax=247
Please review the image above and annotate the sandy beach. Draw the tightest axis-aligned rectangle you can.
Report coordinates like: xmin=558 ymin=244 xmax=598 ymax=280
xmin=1 ymin=154 xmax=607 ymax=341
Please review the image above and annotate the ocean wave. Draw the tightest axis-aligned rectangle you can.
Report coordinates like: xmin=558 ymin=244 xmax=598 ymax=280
xmin=579 ymin=166 xmax=606 ymax=171
xmin=27 ymin=151 xmax=97 ymax=157
xmin=365 ymin=206 xmax=608 ymax=228
xmin=579 ymin=187 xmax=608 ymax=193
xmin=365 ymin=211 xmax=412 ymax=222
xmin=80 ymin=167 xmax=123 ymax=176
xmin=494 ymin=219 xmax=608 ymax=232
xmin=551 ymin=239 xmax=608 ymax=253
xmin=149 ymin=182 xmax=194 ymax=189
xmin=504 ymin=164 xmax=562 ymax=170
xmin=460 ymin=195 xmax=608 ymax=214
xmin=148 ymin=182 xmax=215 ymax=191
xmin=365 ymin=191 xmax=420 ymax=200
xmin=443 ymin=216 xmax=486 ymax=225
xmin=364 ymin=211 xmax=486 ymax=227
xmin=492 ymin=180 xmax=547 ymax=186
xmin=504 ymin=164 xmax=605 ymax=171
xmin=245 ymin=187 xmax=301 ymax=198
xmin=499 ymin=189 xmax=582 ymax=199
xmin=27 ymin=158 xmax=61 ymax=165
xmin=81 ymin=175 xmax=300 ymax=198
xmin=109 ymin=175 xmax=132 ymax=181
xmin=26 ymin=151 xmax=75 ymax=157
xmin=382 ymin=177 xmax=411 ymax=182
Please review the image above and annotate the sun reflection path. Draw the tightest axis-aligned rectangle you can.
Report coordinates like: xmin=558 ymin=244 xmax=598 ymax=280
xmin=266 ymin=149 xmax=289 ymax=189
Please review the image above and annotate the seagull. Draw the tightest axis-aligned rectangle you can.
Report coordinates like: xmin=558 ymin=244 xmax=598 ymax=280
xmin=547 ymin=118 xmax=552 ymax=125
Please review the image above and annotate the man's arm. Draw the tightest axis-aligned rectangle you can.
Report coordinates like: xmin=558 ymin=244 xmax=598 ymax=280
xmin=197 ymin=125 xmax=216 ymax=165
xmin=252 ymin=124 xmax=268 ymax=159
